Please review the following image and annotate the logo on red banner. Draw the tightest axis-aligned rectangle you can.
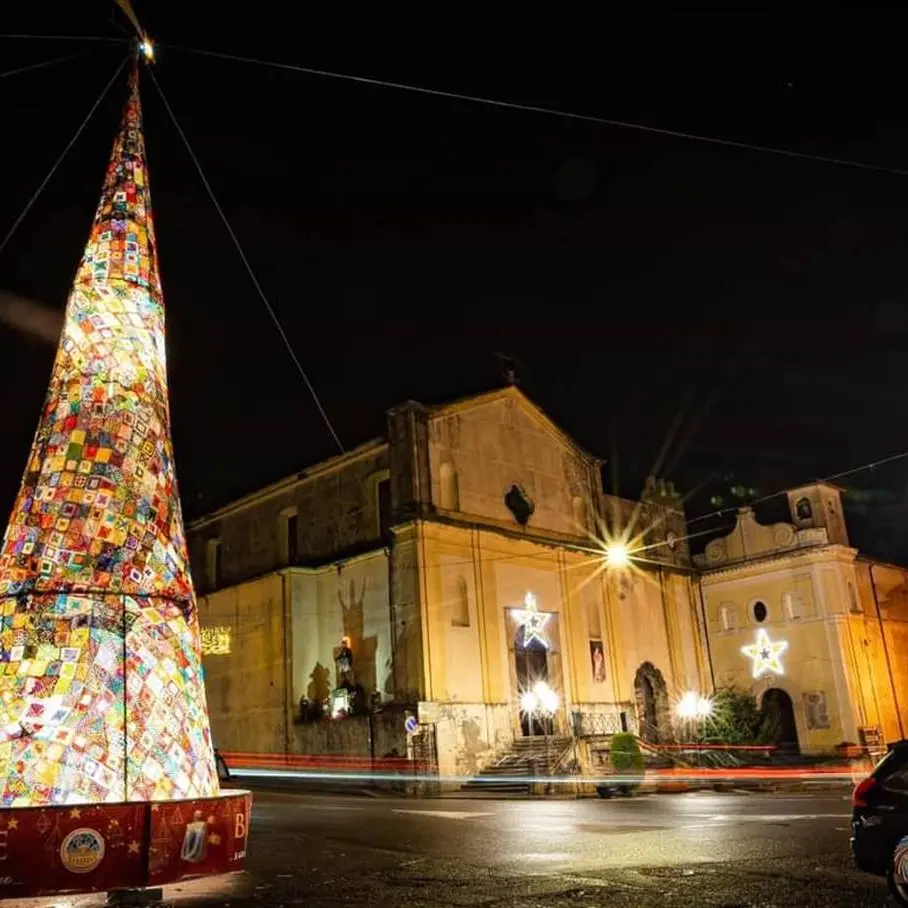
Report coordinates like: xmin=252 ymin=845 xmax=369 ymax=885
xmin=60 ymin=828 xmax=106 ymax=874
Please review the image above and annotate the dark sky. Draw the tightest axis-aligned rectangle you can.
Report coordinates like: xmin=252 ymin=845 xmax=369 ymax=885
xmin=3 ymin=8 xmax=908 ymax=559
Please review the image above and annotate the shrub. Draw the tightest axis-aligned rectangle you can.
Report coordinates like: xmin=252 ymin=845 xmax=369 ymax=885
xmin=610 ymin=732 xmax=645 ymax=777
xmin=694 ymin=687 xmax=778 ymax=747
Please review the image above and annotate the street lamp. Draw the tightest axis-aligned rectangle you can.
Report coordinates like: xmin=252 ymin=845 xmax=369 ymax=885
xmin=605 ymin=542 xmax=630 ymax=568
xmin=676 ymin=691 xmax=714 ymax=721
xmin=520 ymin=682 xmax=559 ymax=737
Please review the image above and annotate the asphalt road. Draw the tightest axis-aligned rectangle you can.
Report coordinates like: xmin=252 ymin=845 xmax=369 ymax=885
xmin=13 ymin=787 xmax=893 ymax=907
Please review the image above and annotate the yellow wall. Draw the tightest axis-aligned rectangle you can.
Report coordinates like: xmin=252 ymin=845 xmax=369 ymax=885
xmin=197 ymin=572 xmax=289 ymax=754
xmin=703 ymin=548 xmax=908 ymax=752
xmin=417 ymin=519 xmax=705 ymax=746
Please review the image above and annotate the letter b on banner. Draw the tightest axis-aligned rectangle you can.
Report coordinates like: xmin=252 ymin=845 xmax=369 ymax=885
xmin=234 ymin=811 xmax=246 ymax=841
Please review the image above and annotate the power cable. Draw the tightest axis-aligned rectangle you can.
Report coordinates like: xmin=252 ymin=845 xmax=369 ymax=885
xmin=0 ymin=54 xmax=130 ymax=261
xmin=686 ymin=448 xmax=908 ymax=528
xmin=162 ymin=43 xmax=908 ymax=180
xmin=145 ymin=66 xmax=345 ymax=455
xmin=0 ymin=48 xmax=93 ymax=80
xmin=0 ymin=34 xmax=126 ymax=42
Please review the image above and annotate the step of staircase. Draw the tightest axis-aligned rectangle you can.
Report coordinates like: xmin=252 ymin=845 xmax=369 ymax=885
xmin=461 ymin=737 xmax=571 ymax=793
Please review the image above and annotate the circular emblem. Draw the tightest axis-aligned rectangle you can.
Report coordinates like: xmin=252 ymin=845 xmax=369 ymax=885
xmin=404 ymin=716 xmax=419 ymax=735
xmin=895 ymin=835 xmax=908 ymax=882
xmin=60 ymin=827 xmax=105 ymax=874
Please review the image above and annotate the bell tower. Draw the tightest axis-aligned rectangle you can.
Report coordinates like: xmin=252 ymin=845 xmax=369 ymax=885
xmin=786 ymin=481 xmax=849 ymax=547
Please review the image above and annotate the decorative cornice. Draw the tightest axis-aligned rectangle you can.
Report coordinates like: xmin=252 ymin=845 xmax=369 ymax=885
xmin=699 ymin=543 xmax=858 ymax=584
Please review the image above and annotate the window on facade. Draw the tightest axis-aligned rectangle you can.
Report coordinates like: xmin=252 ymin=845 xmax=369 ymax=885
xmin=451 ymin=575 xmax=470 ymax=628
xmin=795 ymin=497 xmax=813 ymax=521
xmin=377 ymin=478 xmax=392 ymax=536
xmin=439 ymin=463 xmax=460 ymax=511
xmin=752 ymin=600 xmax=768 ymax=623
xmin=847 ymin=581 xmax=861 ymax=615
xmin=572 ymin=496 xmax=587 ymax=532
xmin=287 ymin=513 xmax=299 ymax=565
xmin=719 ymin=604 xmax=735 ymax=631
xmin=783 ymin=591 xmax=803 ymax=621
xmin=207 ymin=539 xmax=222 ymax=589
xmin=586 ymin=596 xmax=601 ymax=638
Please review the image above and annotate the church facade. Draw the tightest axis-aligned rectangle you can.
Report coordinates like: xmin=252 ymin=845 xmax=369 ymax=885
xmin=696 ymin=482 xmax=908 ymax=755
xmin=188 ymin=387 xmax=908 ymax=777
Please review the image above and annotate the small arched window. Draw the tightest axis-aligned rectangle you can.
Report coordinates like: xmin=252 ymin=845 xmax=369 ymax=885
xmin=451 ymin=575 xmax=470 ymax=628
xmin=206 ymin=539 xmax=222 ymax=589
xmin=783 ymin=591 xmax=803 ymax=621
xmin=439 ymin=463 xmax=460 ymax=512
xmin=795 ymin=497 xmax=813 ymax=521
xmin=572 ymin=496 xmax=587 ymax=533
xmin=719 ymin=604 xmax=735 ymax=632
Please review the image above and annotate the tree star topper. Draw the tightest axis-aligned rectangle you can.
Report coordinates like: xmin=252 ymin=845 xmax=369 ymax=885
xmin=741 ymin=628 xmax=788 ymax=679
xmin=514 ymin=592 xmax=551 ymax=648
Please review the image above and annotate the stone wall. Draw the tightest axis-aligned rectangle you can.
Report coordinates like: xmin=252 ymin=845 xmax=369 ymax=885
xmin=188 ymin=443 xmax=389 ymax=591
xmin=289 ymin=709 xmax=409 ymax=760
xmin=433 ymin=702 xmax=513 ymax=781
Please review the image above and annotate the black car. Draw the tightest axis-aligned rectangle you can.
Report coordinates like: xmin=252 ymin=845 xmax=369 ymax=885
xmin=852 ymin=740 xmax=908 ymax=905
xmin=214 ymin=748 xmax=232 ymax=784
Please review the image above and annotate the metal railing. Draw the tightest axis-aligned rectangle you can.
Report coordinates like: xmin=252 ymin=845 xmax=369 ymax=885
xmin=570 ymin=710 xmax=639 ymax=738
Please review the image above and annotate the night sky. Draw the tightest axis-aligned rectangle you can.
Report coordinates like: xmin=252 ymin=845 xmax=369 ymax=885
xmin=3 ymin=9 xmax=908 ymax=560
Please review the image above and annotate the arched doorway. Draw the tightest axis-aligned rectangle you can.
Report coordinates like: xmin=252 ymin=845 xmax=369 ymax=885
xmin=633 ymin=662 xmax=670 ymax=744
xmin=762 ymin=688 xmax=800 ymax=755
xmin=515 ymin=626 xmax=552 ymax=736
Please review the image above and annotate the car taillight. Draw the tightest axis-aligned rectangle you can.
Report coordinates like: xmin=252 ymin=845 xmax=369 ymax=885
xmin=853 ymin=776 xmax=878 ymax=808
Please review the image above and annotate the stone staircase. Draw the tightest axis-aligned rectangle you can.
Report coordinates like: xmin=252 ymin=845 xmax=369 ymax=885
xmin=462 ymin=736 xmax=572 ymax=794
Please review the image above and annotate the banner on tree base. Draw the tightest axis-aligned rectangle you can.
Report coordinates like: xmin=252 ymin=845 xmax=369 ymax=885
xmin=0 ymin=790 xmax=251 ymax=898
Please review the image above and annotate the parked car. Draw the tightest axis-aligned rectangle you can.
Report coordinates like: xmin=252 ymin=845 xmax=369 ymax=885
xmin=852 ymin=739 xmax=908 ymax=905
xmin=214 ymin=748 xmax=232 ymax=784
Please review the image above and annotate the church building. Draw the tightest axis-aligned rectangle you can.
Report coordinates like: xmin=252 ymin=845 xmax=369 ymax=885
xmin=188 ymin=387 xmax=908 ymax=778
xmin=189 ymin=387 xmax=707 ymax=778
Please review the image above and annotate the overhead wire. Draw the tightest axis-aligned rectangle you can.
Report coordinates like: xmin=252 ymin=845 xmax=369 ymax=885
xmin=144 ymin=66 xmax=345 ymax=455
xmin=0 ymin=48 xmax=94 ymax=80
xmin=162 ymin=43 xmax=908 ymax=181
xmin=685 ymin=448 xmax=908 ymax=528
xmin=0 ymin=34 xmax=127 ymax=43
xmin=0 ymin=53 xmax=130 ymax=261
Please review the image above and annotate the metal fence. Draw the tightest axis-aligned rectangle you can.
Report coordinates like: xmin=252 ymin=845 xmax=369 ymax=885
xmin=570 ymin=710 xmax=639 ymax=738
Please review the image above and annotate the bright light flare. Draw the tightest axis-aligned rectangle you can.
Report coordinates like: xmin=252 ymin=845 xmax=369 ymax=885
xmin=604 ymin=542 xmax=630 ymax=567
xmin=141 ymin=39 xmax=154 ymax=62
xmin=676 ymin=691 xmax=714 ymax=720
xmin=534 ymin=681 xmax=559 ymax=714
xmin=520 ymin=682 xmax=559 ymax=715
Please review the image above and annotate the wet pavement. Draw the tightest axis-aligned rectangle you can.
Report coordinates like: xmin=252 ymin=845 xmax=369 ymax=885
xmin=10 ymin=788 xmax=895 ymax=906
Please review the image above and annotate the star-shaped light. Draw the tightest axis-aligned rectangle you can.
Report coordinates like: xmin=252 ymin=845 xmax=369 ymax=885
xmin=741 ymin=629 xmax=788 ymax=679
xmin=128 ymin=840 xmax=141 ymax=854
xmin=69 ymin=808 xmax=81 ymax=819
xmin=208 ymin=833 xmax=222 ymax=846
xmin=6 ymin=818 xmax=18 ymax=831
xmin=513 ymin=592 xmax=551 ymax=649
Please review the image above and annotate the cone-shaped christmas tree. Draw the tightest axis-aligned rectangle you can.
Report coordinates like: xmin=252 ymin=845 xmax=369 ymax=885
xmin=0 ymin=67 xmax=219 ymax=806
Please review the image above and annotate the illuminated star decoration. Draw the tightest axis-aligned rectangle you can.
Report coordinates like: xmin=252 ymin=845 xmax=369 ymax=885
xmin=514 ymin=592 xmax=551 ymax=649
xmin=741 ymin=629 xmax=788 ymax=679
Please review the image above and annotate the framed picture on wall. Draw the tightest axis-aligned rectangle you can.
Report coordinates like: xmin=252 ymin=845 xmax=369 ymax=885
xmin=589 ymin=640 xmax=606 ymax=684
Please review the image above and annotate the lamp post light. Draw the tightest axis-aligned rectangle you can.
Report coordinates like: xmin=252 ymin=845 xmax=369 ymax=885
xmin=675 ymin=691 xmax=713 ymax=769
xmin=520 ymin=682 xmax=559 ymax=739
xmin=604 ymin=542 xmax=630 ymax=568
